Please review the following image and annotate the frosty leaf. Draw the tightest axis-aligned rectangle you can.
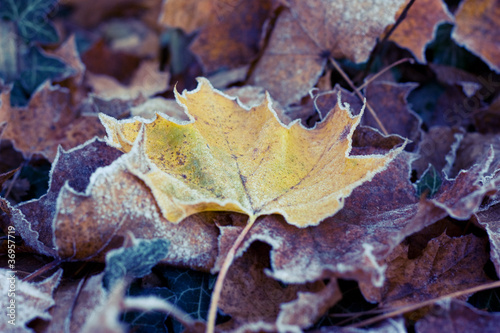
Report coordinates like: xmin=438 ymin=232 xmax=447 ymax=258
xmin=0 ymin=82 xmax=105 ymax=161
xmin=388 ymin=0 xmax=453 ymax=63
xmin=12 ymin=139 xmax=122 ymax=252
xmin=452 ymin=0 xmax=500 ymax=73
xmin=103 ymin=238 xmax=170 ymax=290
xmin=0 ymin=268 xmax=62 ymax=332
xmin=415 ymin=299 xmax=500 ymax=332
xmin=161 ymin=267 xmax=214 ymax=332
xmin=359 ymin=232 xmax=491 ymax=307
xmin=100 ymin=78 xmax=403 ymax=228
xmin=188 ymin=0 xmax=274 ymax=73
xmin=87 ymin=60 xmax=169 ymax=101
xmin=249 ymin=0 xmax=406 ymax=105
xmin=216 ymin=241 xmax=340 ymax=331
xmin=52 ymin=139 xmax=219 ymax=266
xmin=416 ymin=164 xmax=442 ymax=198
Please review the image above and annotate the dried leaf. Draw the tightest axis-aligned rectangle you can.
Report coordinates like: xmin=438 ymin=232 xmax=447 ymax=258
xmin=46 ymin=273 xmax=108 ymax=333
xmin=87 ymin=60 xmax=169 ymax=101
xmin=0 ymin=83 xmax=105 ymax=162
xmin=452 ymin=0 xmax=500 ymax=73
xmin=100 ymin=78 xmax=403 ymax=227
xmin=189 ymin=0 xmax=274 ymax=72
xmin=52 ymin=138 xmax=219 ymax=266
xmin=158 ymin=0 xmax=239 ymax=34
xmin=315 ymin=82 xmax=422 ymax=151
xmin=249 ymin=0 xmax=406 ymax=105
xmin=219 ymin=147 xmax=499 ymax=288
xmin=359 ymin=232 xmax=491 ymax=307
xmin=217 ymin=241 xmax=341 ymax=331
xmin=388 ymin=0 xmax=453 ymax=62
xmin=0 ymin=268 xmax=62 ymax=332
xmin=415 ymin=299 xmax=500 ymax=332
xmin=13 ymin=139 xmax=122 ymax=252
xmin=416 ymin=164 xmax=442 ymax=198
xmin=476 ymin=203 xmax=500 ymax=278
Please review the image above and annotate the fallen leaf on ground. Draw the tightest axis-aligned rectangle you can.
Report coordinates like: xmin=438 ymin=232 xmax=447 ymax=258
xmin=158 ymin=0 xmax=239 ymax=34
xmin=100 ymin=78 xmax=403 ymax=227
xmin=249 ymin=0 xmax=406 ymax=105
xmin=52 ymin=138 xmax=219 ymax=267
xmin=12 ymin=139 xmax=122 ymax=254
xmin=0 ymin=83 xmax=105 ymax=162
xmin=86 ymin=60 xmax=169 ymax=101
xmin=415 ymin=299 xmax=500 ymax=332
xmin=476 ymin=204 xmax=500 ymax=278
xmin=359 ymin=232 xmax=491 ymax=306
xmin=452 ymin=0 xmax=500 ymax=73
xmin=0 ymin=269 xmax=62 ymax=333
xmin=189 ymin=0 xmax=274 ymax=73
xmin=388 ymin=0 xmax=453 ymax=63
xmin=217 ymin=241 xmax=341 ymax=331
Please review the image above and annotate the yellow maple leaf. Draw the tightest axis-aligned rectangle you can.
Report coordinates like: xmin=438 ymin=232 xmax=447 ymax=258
xmin=100 ymin=78 xmax=403 ymax=228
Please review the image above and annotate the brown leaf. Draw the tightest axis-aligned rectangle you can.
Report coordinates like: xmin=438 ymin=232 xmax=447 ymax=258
xmin=218 ymin=147 xmax=498 ymax=289
xmin=388 ymin=0 xmax=453 ymax=63
xmin=315 ymin=83 xmax=422 ymax=150
xmin=158 ymin=0 xmax=239 ymax=34
xmin=476 ymin=204 xmax=500 ymax=278
xmin=452 ymin=0 xmax=500 ymax=73
xmin=86 ymin=60 xmax=169 ymax=101
xmin=0 ymin=269 xmax=62 ymax=332
xmin=249 ymin=0 xmax=407 ymax=105
xmin=0 ymin=83 xmax=105 ymax=162
xmin=411 ymin=126 xmax=465 ymax=178
xmin=359 ymin=232 xmax=491 ymax=306
xmin=48 ymin=35 xmax=86 ymax=86
xmin=415 ymin=299 xmax=500 ymax=332
xmin=189 ymin=0 xmax=274 ymax=73
xmin=431 ymin=148 xmax=500 ymax=219
xmin=447 ymin=132 xmax=500 ymax=178
xmin=13 ymin=139 xmax=122 ymax=252
xmin=64 ymin=0 xmax=160 ymax=29
xmin=52 ymin=138 xmax=219 ymax=268
xmin=217 ymin=240 xmax=340 ymax=331
xmin=474 ymin=95 xmax=500 ymax=134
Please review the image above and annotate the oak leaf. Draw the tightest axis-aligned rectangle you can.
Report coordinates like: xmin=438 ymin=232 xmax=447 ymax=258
xmin=100 ymin=78 xmax=403 ymax=227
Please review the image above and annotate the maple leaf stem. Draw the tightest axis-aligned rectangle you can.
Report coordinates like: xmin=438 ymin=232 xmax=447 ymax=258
xmin=348 ymin=279 xmax=500 ymax=328
xmin=329 ymin=57 xmax=389 ymax=136
xmin=206 ymin=215 xmax=257 ymax=333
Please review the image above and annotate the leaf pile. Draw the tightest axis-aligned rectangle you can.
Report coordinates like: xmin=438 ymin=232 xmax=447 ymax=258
xmin=1 ymin=0 xmax=500 ymax=332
